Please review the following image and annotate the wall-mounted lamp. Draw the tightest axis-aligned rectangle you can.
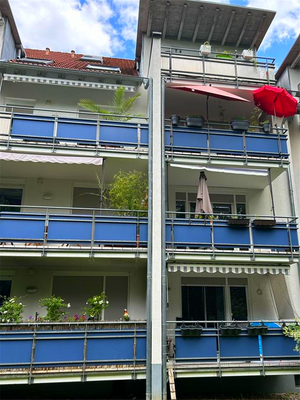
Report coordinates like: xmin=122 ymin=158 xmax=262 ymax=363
xmin=43 ymin=192 xmax=53 ymax=200
xmin=26 ymin=286 xmax=38 ymax=294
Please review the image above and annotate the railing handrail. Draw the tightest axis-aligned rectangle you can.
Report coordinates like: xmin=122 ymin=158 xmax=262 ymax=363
xmin=0 ymin=104 xmax=149 ymax=121
xmin=0 ymin=204 xmax=148 ymax=215
xmin=0 ymin=320 xmax=147 ymax=326
xmin=161 ymin=45 xmax=276 ymax=65
xmin=166 ymin=211 xmax=297 ymax=221
xmin=167 ymin=319 xmax=297 ymax=324
xmin=164 ymin=119 xmax=287 ymax=135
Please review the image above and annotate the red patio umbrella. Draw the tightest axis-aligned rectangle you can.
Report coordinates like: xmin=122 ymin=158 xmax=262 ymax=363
xmin=253 ymin=85 xmax=298 ymax=118
xmin=170 ymin=84 xmax=249 ymax=121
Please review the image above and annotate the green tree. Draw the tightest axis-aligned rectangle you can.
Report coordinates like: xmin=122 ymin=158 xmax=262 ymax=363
xmin=108 ymin=170 xmax=148 ymax=215
xmin=79 ymin=86 xmax=142 ymax=121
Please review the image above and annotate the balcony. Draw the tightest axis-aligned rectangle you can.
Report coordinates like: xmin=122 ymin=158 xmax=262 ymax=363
xmin=167 ymin=320 xmax=299 ymax=378
xmin=0 ymin=108 xmax=149 ymax=158
xmin=161 ymin=47 xmax=276 ymax=86
xmin=0 ymin=206 xmax=148 ymax=258
xmin=166 ymin=213 xmax=299 ymax=265
xmin=0 ymin=321 xmax=146 ymax=384
xmin=165 ymin=122 xmax=289 ymax=165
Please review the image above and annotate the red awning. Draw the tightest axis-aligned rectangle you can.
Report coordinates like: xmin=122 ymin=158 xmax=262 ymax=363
xmin=170 ymin=85 xmax=250 ymax=102
xmin=253 ymin=85 xmax=298 ymax=118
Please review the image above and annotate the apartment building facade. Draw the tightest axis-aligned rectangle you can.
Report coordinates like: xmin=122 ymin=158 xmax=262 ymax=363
xmin=0 ymin=0 xmax=299 ymax=399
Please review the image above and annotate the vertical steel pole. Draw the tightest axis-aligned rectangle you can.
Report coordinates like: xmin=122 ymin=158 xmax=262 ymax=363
xmin=268 ymin=168 xmax=276 ymax=218
xmin=100 ymin=159 xmax=106 ymax=212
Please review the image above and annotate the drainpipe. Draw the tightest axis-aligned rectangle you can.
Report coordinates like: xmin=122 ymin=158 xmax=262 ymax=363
xmin=161 ymin=77 xmax=167 ymax=400
xmin=146 ymin=78 xmax=153 ymax=400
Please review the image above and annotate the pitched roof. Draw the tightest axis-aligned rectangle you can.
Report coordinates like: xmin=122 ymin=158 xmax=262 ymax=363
xmin=9 ymin=48 xmax=138 ymax=76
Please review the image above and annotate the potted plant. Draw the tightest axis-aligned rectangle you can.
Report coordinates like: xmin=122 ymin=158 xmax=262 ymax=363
xmin=247 ymin=323 xmax=269 ymax=336
xmin=227 ymin=215 xmax=250 ymax=226
xmin=185 ymin=115 xmax=204 ymax=128
xmin=253 ymin=218 xmax=276 ymax=227
xmin=216 ymin=51 xmax=233 ymax=60
xmin=200 ymin=41 xmax=211 ymax=56
xmin=242 ymin=49 xmax=254 ymax=60
xmin=170 ymin=114 xmax=181 ymax=126
xmin=230 ymin=116 xmax=250 ymax=132
xmin=220 ymin=322 xmax=242 ymax=336
xmin=180 ymin=322 xmax=203 ymax=337
xmin=260 ymin=120 xmax=272 ymax=133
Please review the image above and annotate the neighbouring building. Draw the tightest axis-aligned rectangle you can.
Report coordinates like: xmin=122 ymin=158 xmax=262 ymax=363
xmin=0 ymin=0 xmax=299 ymax=399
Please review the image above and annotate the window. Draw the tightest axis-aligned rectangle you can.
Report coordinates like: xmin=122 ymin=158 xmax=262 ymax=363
xmin=0 ymin=188 xmax=23 ymax=212
xmin=72 ymin=187 xmax=101 ymax=214
xmin=80 ymin=55 xmax=103 ymax=63
xmin=17 ymin=58 xmax=53 ymax=65
xmin=181 ymin=277 xmax=248 ymax=322
xmin=86 ymin=64 xmax=121 ymax=73
xmin=0 ymin=280 xmax=12 ymax=305
xmin=52 ymin=276 xmax=128 ymax=320
xmin=175 ymin=192 xmax=246 ymax=218
xmin=5 ymin=97 xmax=35 ymax=115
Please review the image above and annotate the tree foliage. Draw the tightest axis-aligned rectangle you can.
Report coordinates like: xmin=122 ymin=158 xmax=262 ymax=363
xmin=283 ymin=319 xmax=300 ymax=353
xmin=79 ymin=86 xmax=142 ymax=121
xmin=108 ymin=170 xmax=148 ymax=215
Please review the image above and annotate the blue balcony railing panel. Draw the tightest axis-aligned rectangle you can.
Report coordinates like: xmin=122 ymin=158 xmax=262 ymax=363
xmin=94 ymin=219 xmax=137 ymax=244
xmin=47 ymin=219 xmax=92 ymax=242
xmin=262 ymin=330 xmax=297 ymax=358
xmin=56 ymin=119 xmax=97 ymax=143
xmin=0 ymin=214 xmax=45 ymax=241
xmin=166 ymin=218 xmax=299 ymax=252
xmin=12 ymin=116 xmax=55 ymax=141
xmin=175 ymin=333 xmax=217 ymax=360
xmin=165 ymin=126 xmax=289 ymax=159
xmin=0 ymin=334 xmax=33 ymax=365
xmin=9 ymin=114 xmax=149 ymax=148
xmin=0 ymin=326 xmax=147 ymax=370
xmin=219 ymin=336 xmax=259 ymax=358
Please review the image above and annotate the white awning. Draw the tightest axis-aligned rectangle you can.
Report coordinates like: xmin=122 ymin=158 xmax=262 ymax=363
xmin=0 ymin=152 xmax=103 ymax=165
xmin=170 ymin=163 xmax=268 ymax=177
xmin=168 ymin=264 xmax=290 ymax=275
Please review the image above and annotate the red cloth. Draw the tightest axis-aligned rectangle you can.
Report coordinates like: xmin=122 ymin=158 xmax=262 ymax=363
xmin=253 ymin=85 xmax=298 ymax=118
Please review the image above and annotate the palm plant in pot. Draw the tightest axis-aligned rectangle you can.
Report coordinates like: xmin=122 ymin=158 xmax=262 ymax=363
xmin=230 ymin=116 xmax=250 ymax=132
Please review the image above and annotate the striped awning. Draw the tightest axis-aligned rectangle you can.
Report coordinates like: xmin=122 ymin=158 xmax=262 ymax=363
xmin=167 ymin=264 xmax=290 ymax=275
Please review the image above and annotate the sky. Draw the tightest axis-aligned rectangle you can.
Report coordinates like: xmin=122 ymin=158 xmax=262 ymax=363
xmin=9 ymin=0 xmax=300 ymax=67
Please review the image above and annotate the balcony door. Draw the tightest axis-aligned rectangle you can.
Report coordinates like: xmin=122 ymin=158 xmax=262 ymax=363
xmin=181 ymin=277 xmax=248 ymax=323
xmin=0 ymin=188 xmax=23 ymax=212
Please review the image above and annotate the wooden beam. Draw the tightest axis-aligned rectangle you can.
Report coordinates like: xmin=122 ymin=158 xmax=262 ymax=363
xmin=221 ymin=10 xmax=235 ymax=46
xmin=236 ymin=12 xmax=251 ymax=48
xmin=207 ymin=7 xmax=220 ymax=43
xmin=162 ymin=2 xmax=171 ymax=39
xmin=177 ymin=4 xmax=188 ymax=41
xmin=250 ymin=14 xmax=266 ymax=49
xmin=192 ymin=5 xmax=204 ymax=42
xmin=146 ymin=0 xmax=154 ymax=37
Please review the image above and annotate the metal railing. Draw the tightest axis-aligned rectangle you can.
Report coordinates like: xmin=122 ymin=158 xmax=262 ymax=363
xmin=0 ymin=105 xmax=149 ymax=154
xmin=0 ymin=321 xmax=147 ymax=382
xmin=166 ymin=211 xmax=299 ymax=260
xmin=165 ymin=119 xmax=288 ymax=163
xmin=166 ymin=319 xmax=299 ymax=376
xmin=161 ymin=46 xmax=276 ymax=86
xmin=0 ymin=205 xmax=148 ymax=254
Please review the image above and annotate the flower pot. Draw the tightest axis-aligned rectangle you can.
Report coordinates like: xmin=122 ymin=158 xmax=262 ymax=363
xmin=220 ymin=323 xmax=242 ymax=336
xmin=261 ymin=122 xmax=271 ymax=133
xmin=228 ymin=218 xmax=250 ymax=226
xmin=216 ymin=54 xmax=233 ymax=60
xmin=185 ymin=116 xmax=204 ymax=129
xmin=200 ymin=44 xmax=211 ymax=56
xmin=253 ymin=219 xmax=276 ymax=227
xmin=247 ymin=324 xmax=269 ymax=336
xmin=230 ymin=119 xmax=250 ymax=132
xmin=242 ymin=49 xmax=254 ymax=60
xmin=180 ymin=323 xmax=203 ymax=337
xmin=170 ymin=114 xmax=181 ymax=126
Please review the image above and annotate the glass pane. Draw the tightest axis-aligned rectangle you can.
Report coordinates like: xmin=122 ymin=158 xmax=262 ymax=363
xmin=236 ymin=203 xmax=246 ymax=215
xmin=230 ymin=286 xmax=248 ymax=321
xmin=205 ymin=287 xmax=225 ymax=321
xmin=182 ymin=286 xmax=205 ymax=321
xmin=236 ymin=195 xmax=246 ymax=202
xmin=0 ymin=188 xmax=22 ymax=212
xmin=175 ymin=192 xmax=186 ymax=200
xmin=73 ymin=187 xmax=101 ymax=214
xmin=176 ymin=200 xmax=186 ymax=218
xmin=210 ymin=194 xmax=234 ymax=203
xmin=105 ymin=277 xmax=128 ymax=320
xmin=212 ymin=203 xmax=232 ymax=219
xmin=188 ymin=193 xmax=196 ymax=202
xmin=189 ymin=202 xmax=196 ymax=218
xmin=0 ymin=280 xmax=12 ymax=305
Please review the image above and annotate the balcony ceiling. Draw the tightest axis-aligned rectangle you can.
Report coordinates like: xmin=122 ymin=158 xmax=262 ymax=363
xmin=136 ymin=0 xmax=276 ymax=59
